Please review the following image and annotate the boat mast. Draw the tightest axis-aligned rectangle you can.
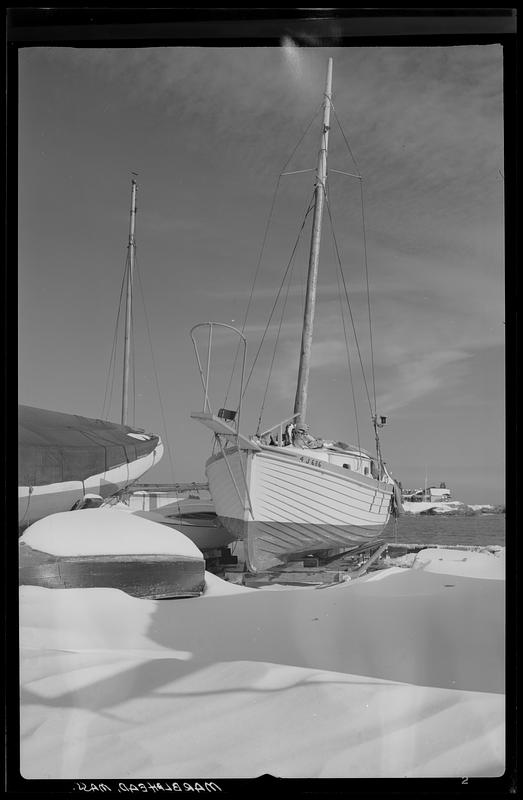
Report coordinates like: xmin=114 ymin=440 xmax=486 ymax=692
xmin=293 ymin=57 xmax=333 ymax=426
xmin=121 ymin=176 xmax=137 ymax=426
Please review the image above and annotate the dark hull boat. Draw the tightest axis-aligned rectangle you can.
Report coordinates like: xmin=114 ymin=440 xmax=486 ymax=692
xmin=19 ymin=508 xmax=204 ymax=599
xmin=133 ymin=498 xmax=236 ymax=550
xmin=18 ymin=404 xmax=164 ymax=528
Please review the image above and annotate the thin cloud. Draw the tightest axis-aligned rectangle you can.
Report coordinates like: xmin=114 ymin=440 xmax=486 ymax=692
xmin=235 ymin=277 xmax=504 ymax=417
xmin=376 ymin=349 xmax=472 ymax=414
xmin=281 ymin=37 xmax=304 ymax=81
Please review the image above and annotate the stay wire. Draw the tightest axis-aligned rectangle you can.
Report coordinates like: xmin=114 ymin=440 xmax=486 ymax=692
xmin=331 ymin=102 xmax=378 ymax=416
xmin=131 ymin=299 xmax=136 ymax=427
xmin=222 ymin=172 xmax=282 ymax=409
xmin=281 ymin=103 xmax=324 ymax=175
xmin=134 ymin=252 xmax=176 ymax=483
xmin=223 ymin=104 xmax=324 ymax=409
xmin=359 ymin=178 xmax=377 ymax=417
xmin=323 ymin=187 xmax=374 ymax=419
xmin=242 ymin=190 xmax=316 ymax=400
xmin=101 ymin=259 xmax=124 ymax=419
xmin=333 ymin=239 xmax=361 ymax=454
xmin=330 ymin=102 xmax=361 ymax=177
xmin=256 ymin=242 xmax=297 ymax=434
xmin=101 ymin=251 xmax=128 ymax=419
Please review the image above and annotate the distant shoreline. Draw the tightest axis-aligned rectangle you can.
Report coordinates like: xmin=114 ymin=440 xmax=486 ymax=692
xmin=402 ymin=501 xmax=505 ymax=517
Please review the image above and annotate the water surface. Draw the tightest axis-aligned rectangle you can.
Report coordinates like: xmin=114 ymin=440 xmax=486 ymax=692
xmin=384 ymin=513 xmax=505 ymax=547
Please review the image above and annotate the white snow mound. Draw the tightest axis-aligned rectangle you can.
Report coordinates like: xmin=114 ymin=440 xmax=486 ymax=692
xmin=20 ymin=509 xmax=204 ymax=559
xmin=20 ymin=562 xmax=505 ymax=779
xmin=412 ymin=548 xmax=505 ymax=579
xmin=202 ymin=571 xmax=256 ymax=595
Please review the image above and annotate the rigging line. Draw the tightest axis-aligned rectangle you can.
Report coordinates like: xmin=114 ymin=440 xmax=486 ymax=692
xmin=108 ymin=260 xmax=128 ymax=420
xmin=102 ymin=252 xmax=129 ymax=419
xmin=330 ymin=102 xmax=376 ymax=413
xmin=223 ymin=103 xmax=325 ymax=408
xmin=280 ymin=102 xmax=324 ymax=175
xmin=223 ymin=172 xmax=282 ymax=409
xmin=19 ymin=488 xmax=33 ymax=526
xmin=330 ymin=102 xmax=362 ymax=177
xmin=242 ymin=190 xmax=316 ymax=399
xmin=134 ymin=254 xmax=176 ymax=484
xmin=101 ymin=254 xmax=128 ymax=418
xmin=359 ymin=178 xmax=377 ymax=417
xmin=334 ymin=244 xmax=361 ymax=455
xmin=331 ymin=103 xmax=377 ymax=416
xmin=256 ymin=239 xmax=297 ymax=434
xmin=131 ymin=298 xmax=136 ymax=428
xmin=322 ymin=187 xmax=374 ymax=418
xmin=101 ymin=322 xmax=119 ymax=421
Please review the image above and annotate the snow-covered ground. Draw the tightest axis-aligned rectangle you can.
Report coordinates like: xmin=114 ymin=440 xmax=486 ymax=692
xmin=20 ymin=518 xmax=505 ymax=779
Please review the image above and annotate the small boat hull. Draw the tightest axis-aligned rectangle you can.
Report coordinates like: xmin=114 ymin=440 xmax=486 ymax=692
xmin=18 ymin=509 xmax=205 ymax=599
xmin=19 ymin=543 xmax=204 ymax=599
xmin=206 ymin=445 xmax=393 ymax=571
xmin=133 ymin=499 xmax=236 ymax=550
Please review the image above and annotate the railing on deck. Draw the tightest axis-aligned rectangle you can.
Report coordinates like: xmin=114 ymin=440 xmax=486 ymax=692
xmin=130 ymin=482 xmax=209 ymax=493
xmin=258 ymin=413 xmax=300 ymax=446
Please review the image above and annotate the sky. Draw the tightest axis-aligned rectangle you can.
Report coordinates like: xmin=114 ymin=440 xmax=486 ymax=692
xmin=18 ymin=43 xmax=505 ymax=504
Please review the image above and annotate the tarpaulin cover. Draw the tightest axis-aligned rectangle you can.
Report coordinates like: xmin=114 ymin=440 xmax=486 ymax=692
xmin=18 ymin=405 xmax=160 ymax=487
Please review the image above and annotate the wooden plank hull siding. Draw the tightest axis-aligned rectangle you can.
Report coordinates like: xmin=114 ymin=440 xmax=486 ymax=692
xmin=220 ymin=517 xmax=387 ymax=572
xmin=19 ymin=543 xmax=205 ymax=599
xmin=206 ymin=446 xmax=393 ymax=572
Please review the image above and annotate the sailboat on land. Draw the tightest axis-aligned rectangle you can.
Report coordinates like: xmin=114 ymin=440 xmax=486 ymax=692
xmin=18 ymin=178 xmax=164 ymax=528
xmin=191 ymin=59 xmax=401 ymax=572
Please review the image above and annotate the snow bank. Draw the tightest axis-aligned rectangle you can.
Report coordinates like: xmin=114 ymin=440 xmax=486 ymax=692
xmin=202 ymin=571 xmax=256 ymax=596
xmin=412 ymin=548 xmax=505 ymax=580
xmin=20 ymin=559 xmax=505 ymax=779
xmin=19 ymin=509 xmax=203 ymax=559
xmin=386 ymin=548 xmax=505 ymax=578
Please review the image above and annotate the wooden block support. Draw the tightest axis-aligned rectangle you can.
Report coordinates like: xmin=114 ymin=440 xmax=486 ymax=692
xmin=242 ymin=569 xmax=342 ymax=588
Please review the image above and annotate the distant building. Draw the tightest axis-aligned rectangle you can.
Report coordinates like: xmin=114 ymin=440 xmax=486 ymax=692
xmin=402 ymin=485 xmax=452 ymax=503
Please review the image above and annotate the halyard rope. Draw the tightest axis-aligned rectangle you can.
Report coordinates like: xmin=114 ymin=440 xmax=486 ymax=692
xmin=331 ymin=102 xmax=378 ymax=417
xmin=242 ymin=192 xmax=316 ymax=401
xmin=101 ymin=251 xmax=128 ymax=419
xmin=223 ymin=104 xmax=324 ymax=410
xmin=135 ymin=253 xmax=176 ymax=483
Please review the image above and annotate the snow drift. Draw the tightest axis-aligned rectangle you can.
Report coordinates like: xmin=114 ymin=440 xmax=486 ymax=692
xmin=20 ymin=545 xmax=505 ymax=779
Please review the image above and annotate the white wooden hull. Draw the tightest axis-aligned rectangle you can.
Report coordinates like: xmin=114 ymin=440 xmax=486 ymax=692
xmin=206 ymin=446 xmax=393 ymax=571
